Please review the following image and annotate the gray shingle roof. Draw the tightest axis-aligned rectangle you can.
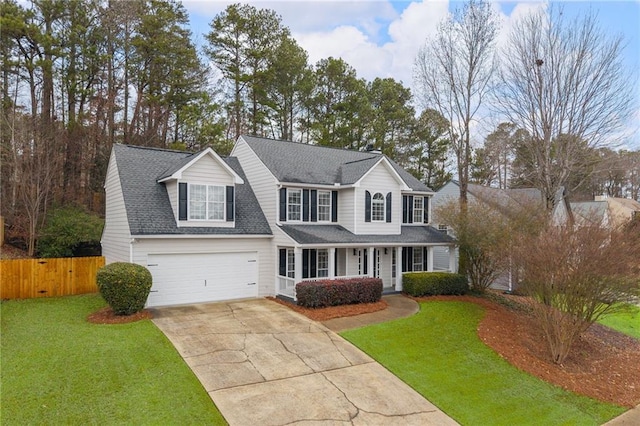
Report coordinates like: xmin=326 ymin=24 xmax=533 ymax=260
xmin=113 ymin=144 xmax=271 ymax=236
xmin=279 ymin=224 xmax=455 ymax=245
xmin=241 ymin=135 xmax=432 ymax=192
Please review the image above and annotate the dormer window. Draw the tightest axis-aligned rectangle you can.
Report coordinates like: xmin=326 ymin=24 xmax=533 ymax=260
xmin=189 ymin=184 xmax=225 ymax=220
xmin=178 ymin=182 xmax=234 ymax=223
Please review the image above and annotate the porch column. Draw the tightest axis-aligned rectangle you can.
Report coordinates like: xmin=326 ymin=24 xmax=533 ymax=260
xmin=427 ymin=246 xmax=434 ymax=272
xmin=368 ymin=247 xmax=375 ymax=277
xmin=328 ymin=248 xmax=336 ymax=279
xmin=294 ymin=247 xmax=303 ymax=284
xmin=448 ymin=246 xmax=456 ymax=272
xmin=395 ymin=246 xmax=402 ymax=291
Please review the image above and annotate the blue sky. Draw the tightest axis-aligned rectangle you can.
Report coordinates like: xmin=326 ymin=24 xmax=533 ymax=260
xmin=183 ymin=1 xmax=640 ymax=148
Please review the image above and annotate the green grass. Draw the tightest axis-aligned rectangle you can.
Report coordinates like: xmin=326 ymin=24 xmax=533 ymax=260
xmin=598 ymin=304 xmax=640 ymax=339
xmin=342 ymin=300 xmax=626 ymax=426
xmin=1 ymin=294 xmax=227 ymax=425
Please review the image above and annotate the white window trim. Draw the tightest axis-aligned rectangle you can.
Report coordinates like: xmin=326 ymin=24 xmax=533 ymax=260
xmin=188 ymin=183 xmax=225 ymax=222
xmin=413 ymin=247 xmax=423 ymax=272
xmin=413 ymin=196 xmax=424 ymax=224
xmin=287 ymin=188 xmax=302 ymax=222
xmin=317 ymin=190 xmax=331 ymax=222
xmin=317 ymin=249 xmax=329 ymax=277
xmin=372 ymin=192 xmax=385 ymax=222
xmin=286 ymin=249 xmax=295 ymax=278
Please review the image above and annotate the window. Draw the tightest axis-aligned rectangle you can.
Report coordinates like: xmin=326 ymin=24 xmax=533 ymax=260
xmin=287 ymin=189 xmax=301 ymax=221
xmin=372 ymin=192 xmax=385 ymax=221
xmin=189 ymin=184 xmax=225 ymax=221
xmin=317 ymin=249 xmax=328 ymax=277
xmin=287 ymin=249 xmax=295 ymax=278
xmin=413 ymin=197 xmax=423 ymax=223
xmin=413 ymin=248 xmax=423 ymax=272
xmin=318 ymin=191 xmax=331 ymax=222
xmin=438 ymin=224 xmax=448 ymax=235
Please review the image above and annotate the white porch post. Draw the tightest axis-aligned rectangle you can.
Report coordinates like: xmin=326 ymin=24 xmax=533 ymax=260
xmin=395 ymin=246 xmax=402 ymax=291
xmin=427 ymin=246 xmax=434 ymax=272
xmin=448 ymin=246 xmax=456 ymax=272
xmin=294 ymin=247 xmax=303 ymax=285
xmin=328 ymin=248 xmax=336 ymax=279
xmin=368 ymin=247 xmax=375 ymax=277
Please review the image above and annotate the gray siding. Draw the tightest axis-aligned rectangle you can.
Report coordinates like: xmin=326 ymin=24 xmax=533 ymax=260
xmin=101 ymin=151 xmax=132 ymax=263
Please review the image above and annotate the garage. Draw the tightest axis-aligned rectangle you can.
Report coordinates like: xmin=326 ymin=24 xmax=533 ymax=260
xmin=145 ymin=252 xmax=259 ymax=307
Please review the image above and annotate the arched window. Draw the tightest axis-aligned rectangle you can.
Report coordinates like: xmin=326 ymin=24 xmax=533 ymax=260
xmin=372 ymin=192 xmax=385 ymax=221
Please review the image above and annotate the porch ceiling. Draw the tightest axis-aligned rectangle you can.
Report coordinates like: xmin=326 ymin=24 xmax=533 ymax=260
xmin=279 ymin=224 xmax=455 ymax=246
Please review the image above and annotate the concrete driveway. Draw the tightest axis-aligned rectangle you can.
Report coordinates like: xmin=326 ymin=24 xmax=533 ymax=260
xmin=152 ymin=299 xmax=457 ymax=425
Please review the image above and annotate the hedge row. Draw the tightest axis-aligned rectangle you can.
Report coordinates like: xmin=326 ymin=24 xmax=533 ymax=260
xmin=402 ymin=272 xmax=468 ymax=297
xmin=295 ymin=277 xmax=383 ymax=308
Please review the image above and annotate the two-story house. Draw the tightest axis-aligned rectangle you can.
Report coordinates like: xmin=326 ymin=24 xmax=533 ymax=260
xmin=102 ymin=136 xmax=456 ymax=307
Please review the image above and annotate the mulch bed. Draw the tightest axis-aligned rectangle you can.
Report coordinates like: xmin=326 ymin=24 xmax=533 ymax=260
xmin=87 ymin=306 xmax=153 ymax=324
xmin=278 ymin=293 xmax=640 ymax=408
xmin=269 ymin=297 xmax=388 ymax=321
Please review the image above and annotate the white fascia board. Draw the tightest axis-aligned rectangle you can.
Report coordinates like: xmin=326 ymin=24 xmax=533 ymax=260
xmin=157 ymin=148 xmax=244 ymax=184
xmin=290 ymin=242 xmax=457 ymax=248
xmin=278 ymin=181 xmax=350 ymax=190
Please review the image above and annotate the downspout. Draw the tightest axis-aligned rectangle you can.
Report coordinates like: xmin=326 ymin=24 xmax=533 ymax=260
xmin=129 ymin=238 xmax=136 ymax=263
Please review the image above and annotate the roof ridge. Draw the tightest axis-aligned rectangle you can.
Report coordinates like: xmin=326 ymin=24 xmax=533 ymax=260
xmin=242 ymin=135 xmax=376 ymax=156
xmin=118 ymin=143 xmax=196 ymax=155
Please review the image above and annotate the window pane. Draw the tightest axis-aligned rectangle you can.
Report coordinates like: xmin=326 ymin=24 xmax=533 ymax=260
xmin=207 ymin=186 xmax=225 ymax=220
xmin=287 ymin=250 xmax=295 ymax=278
xmin=413 ymin=248 xmax=423 ymax=271
xmin=318 ymin=191 xmax=331 ymax=221
xmin=288 ymin=189 xmax=301 ymax=221
xmin=413 ymin=197 xmax=423 ymax=223
xmin=372 ymin=192 xmax=385 ymax=221
xmin=317 ymin=249 xmax=328 ymax=277
xmin=189 ymin=185 xmax=206 ymax=219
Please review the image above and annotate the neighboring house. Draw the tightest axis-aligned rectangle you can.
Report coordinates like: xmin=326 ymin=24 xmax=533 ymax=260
xmin=552 ymin=193 xmax=640 ymax=228
xmin=431 ymin=180 xmax=543 ymax=291
xmin=102 ymin=136 xmax=456 ymax=307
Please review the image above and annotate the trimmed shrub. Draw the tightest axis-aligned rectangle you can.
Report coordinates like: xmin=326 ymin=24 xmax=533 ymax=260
xmin=296 ymin=277 xmax=383 ymax=308
xmin=402 ymin=272 xmax=468 ymax=297
xmin=97 ymin=262 xmax=152 ymax=315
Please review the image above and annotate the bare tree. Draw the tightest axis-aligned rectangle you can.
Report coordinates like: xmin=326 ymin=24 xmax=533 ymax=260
xmin=514 ymin=221 xmax=640 ymax=364
xmin=414 ymin=0 xmax=499 ymax=204
xmin=494 ymin=6 xmax=635 ymax=209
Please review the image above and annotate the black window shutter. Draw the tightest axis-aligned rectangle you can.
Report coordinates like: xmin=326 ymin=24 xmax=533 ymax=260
xmin=302 ymin=249 xmax=309 ymax=279
xmin=402 ymin=196 xmax=408 ymax=223
xmin=407 ymin=247 xmax=414 ymax=271
xmin=424 ymin=197 xmax=429 ymax=223
xmin=401 ymin=247 xmax=407 ymax=272
xmin=310 ymin=249 xmax=317 ymax=278
xmin=386 ymin=192 xmax=392 ymax=223
xmin=178 ymin=183 xmax=187 ymax=220
xmin=302 ymin=189 xmax=310 ymax=222
xmin=310 ymin=190 xmax=317 ymax=222
xmin=365 ymin=191 xmax=372 ymax=222
xmin=334 ymin=249 xmax=338 ymax=276
xmin=423 ymin=247 xmax=428 ymax=272
xmin=408 ymin=195 xmax=414 ymax=224
xmin=279 ymin=188 xmax=287 ymax=222
xmin=363 ymin=249 xmax=368 ymax=275
xmin=226 ymin=186 xmax=234 ymax=221
xmin=331 ymin=191 xmax=338 ymax=222
xmin=279 ymin=249 xmax=286 ymax=276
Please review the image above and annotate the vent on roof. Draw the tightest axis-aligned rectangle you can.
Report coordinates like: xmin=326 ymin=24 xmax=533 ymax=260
xmin=364 ymin=143 xmax=381 ymax=154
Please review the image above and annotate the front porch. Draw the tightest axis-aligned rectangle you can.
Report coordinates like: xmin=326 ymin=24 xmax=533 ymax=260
xmin=276 ymin=245 xmax=457 ymax=300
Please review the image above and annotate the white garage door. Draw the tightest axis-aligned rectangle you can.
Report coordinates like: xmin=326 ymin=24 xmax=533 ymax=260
xmin=145 ymin=252 xmax=258 ymax=307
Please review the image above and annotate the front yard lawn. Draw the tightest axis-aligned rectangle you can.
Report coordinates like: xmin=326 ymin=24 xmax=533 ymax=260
xmin=341 ymin=300 xmax=625 ymax=426
xmin=598 ymin=304 xmax=640 ymax=339
xmin=1 ymin=294 xmax=226 ymax=425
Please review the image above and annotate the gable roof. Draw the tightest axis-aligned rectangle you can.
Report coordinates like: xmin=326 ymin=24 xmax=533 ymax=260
xmin=157 ymin=147 xmax=243 ymax=184
xmin=112 ymin=144 xmax=271 ymax=236
xmin=239 ymin=135 xmax=432 ymax=192
xmin=569 ymin=201 xmax=609 ymax=225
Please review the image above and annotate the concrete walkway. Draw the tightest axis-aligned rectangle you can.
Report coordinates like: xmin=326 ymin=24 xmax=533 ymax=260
xmin=604 ymin=405 xmax=640 ymax=425
xmin=322 ymin=294 xmax=419 ymax=332
xmin=152 ymin=298 xmax=457 ymax=426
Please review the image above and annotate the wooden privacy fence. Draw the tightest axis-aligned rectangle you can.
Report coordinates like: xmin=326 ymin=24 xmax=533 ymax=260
xmin=0 ymin=256 xmax=105 ymax=300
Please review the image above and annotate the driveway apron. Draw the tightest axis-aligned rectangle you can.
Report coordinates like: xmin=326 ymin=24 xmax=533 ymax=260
xmin=152 ymin=299 xmax=458 ymax=426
